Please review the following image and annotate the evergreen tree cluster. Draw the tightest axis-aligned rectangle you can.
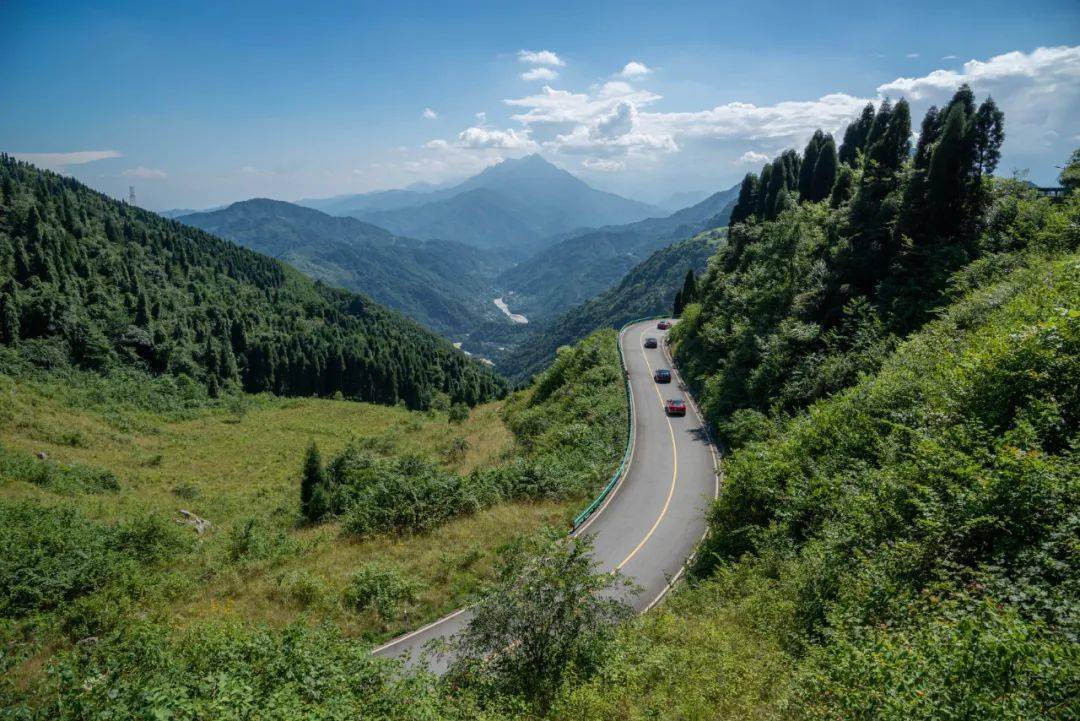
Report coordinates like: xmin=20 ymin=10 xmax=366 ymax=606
xmin=0 ymin=156 xmax=506 ymax=408
xmin=672 ymin=86 xmax=1076 ymax=434
xmin=728 ymin=131 xmax=839 ymax=226
xmin=672 ymin=268 xmax=698 ymax=316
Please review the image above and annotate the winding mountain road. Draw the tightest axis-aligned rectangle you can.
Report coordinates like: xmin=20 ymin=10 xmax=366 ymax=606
xmin=372 ymin=319 xmax=718 ymax=672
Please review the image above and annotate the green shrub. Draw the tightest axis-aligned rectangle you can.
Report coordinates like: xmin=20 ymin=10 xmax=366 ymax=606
xmin=31 ymin=621 xmax=469 ymax=720
xmin=226 ymin=515 xmax=296 ymax=563
xmin=449 ymin=402 xmax=469 ymax=423
xmin=271 ymin=570 xmax=330 ymax=610
xmin=0 ymin=502 xmax=186 ymax=618
xmin=342 ymin=563 xmax=418 ymax=620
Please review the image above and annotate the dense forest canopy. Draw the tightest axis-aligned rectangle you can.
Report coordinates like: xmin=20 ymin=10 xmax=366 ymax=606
xmin=0 ymin=156 xmax=506 ymax=408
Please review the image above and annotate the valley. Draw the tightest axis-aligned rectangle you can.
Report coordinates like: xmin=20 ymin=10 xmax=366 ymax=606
xmin=3 ymin=7 xmax=1079 ymax=716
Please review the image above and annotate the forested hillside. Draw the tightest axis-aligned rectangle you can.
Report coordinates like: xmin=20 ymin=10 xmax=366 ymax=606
xmin=179 ymin=199 xmax=505 ymax=337
xmin=502 ymin=228 xmax=725 ymax=381
xmin=0 ymin=157 xmax=505 ymax=408
xmin=674 ymin=87 xmax=1025 ymax=431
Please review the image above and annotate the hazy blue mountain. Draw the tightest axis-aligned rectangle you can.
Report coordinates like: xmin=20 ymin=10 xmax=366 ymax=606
xmin=655 ymin=189 xmax=713 ymax=213
xmin=178 ymin=199 xmax=505 ymax=338
xmin=493 ymin=182 xmax=740 ymax=323
xmin=301 ymin=155 xmax=663 ymax=259
xmin=498 ymin=228 xmax=727 ymax=381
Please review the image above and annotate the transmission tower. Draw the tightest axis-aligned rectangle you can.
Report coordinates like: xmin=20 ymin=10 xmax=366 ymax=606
xmin=128 ymin=186 xmax=136 ymax=206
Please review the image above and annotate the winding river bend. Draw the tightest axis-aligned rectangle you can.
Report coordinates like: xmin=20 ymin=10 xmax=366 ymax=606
xmin=493 ymin=297 xmax=528 ymax=324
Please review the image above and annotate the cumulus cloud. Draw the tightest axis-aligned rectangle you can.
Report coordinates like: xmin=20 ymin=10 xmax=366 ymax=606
xmin=620 ymin=61 xmax=652 ymax=77
xmin=879 ymin=45 xmax=1080 ymax=159
xmin=122 ymin=166 xmax=167 ymax=179
xmin=517 ymin=49 xmax=564 ymax=67
xmin=12 ymin=149 xmax=122 ymax=168
xmin=522 ymin=67 xmax=558 ymax=81
xmin=412 ymin=45 xmax=1078 ymax=187
xmin=423 ymin=107 xmax=438 ymax=119
xmin=456 ymin=126 xmax=536 ymax=150
xmin=582 ymin=158 xmax=625 ymax=172
xmin=735 ymin=150 xmax=770 ymax=165
xmin=878 ymin=45 xmax=1080 ymax=99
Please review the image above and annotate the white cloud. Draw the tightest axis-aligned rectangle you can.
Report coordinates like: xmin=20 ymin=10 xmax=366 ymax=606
xmin=422 ymin=107 xmax=438 ymax=119
xmin=424 ymin=139 xmax=450 ymax=150
xmin=879 ymin=45 xmax=1080 ymax=99
xmin=878 ymin=45 xmax=1080 ymax=159
xmin=456 ymin=126 xmax=536 ymax=150
xmin=522 ymin=67 xmax=558 ymax=82
xmin=582 ymin=157 xmax=625 ymax=172
xmin=517 ymin=49 xmax=565 ymax=67
xmin=620 ymin=61 xmax=652 ymax=77
xmin=735 ymin=150 xmax=770 ymax=165
xmin=122 ymin=166 xmax=167 ymax=179
xmin=942 ymin=55 xmax=957 ymax=60
xmin=413 ymin=45 xmax=1079 ymax=190
xmin=12 ymin=150 xmax=122 ymax=168
xmin=906 ymin=53 xmax=920 ymax=59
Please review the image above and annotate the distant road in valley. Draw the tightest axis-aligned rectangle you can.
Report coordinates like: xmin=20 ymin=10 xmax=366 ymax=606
xmin=373 ymin=319 xmax=718 ymax=672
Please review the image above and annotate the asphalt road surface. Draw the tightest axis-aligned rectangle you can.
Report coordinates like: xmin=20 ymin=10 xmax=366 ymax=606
xmin=372 ymin=319 xmax=718 ymax=672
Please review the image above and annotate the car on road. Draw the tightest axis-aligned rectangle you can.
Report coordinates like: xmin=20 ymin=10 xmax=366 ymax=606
xmin=653 ymin=368 xmax=672 ymax=383
xmin=664 ymin=398 xmax=687 ymax=416
xmin=657 ymin=320 xmax=672 ymax=330
xmin=643 ymin=337 xmax=658 ymax=348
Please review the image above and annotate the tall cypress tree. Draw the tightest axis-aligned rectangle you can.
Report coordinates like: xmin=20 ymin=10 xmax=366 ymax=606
xmin=681 ymin=268 xmax=698 ymax=305
xmin=300 ymin=441 xmax=326 ymax=521
xmin=970 ymin=97 xmax=1004 ymax=177
xmin=809 ymin=136 xmax=839 ymax=203
xmin=755 ymin=164 xmax=773 ymax=217
xmin=730 ymin=172 xmax=760 ymax=225
xmin=839 ymin=103 xmax=877 ymax=165
xmin=799 ymin=130 xmax=825 ymax=198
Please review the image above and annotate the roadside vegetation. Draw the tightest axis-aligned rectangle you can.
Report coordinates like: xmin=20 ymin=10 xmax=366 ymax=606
xmin=566 ymin=93 xmax=1078 ymax=719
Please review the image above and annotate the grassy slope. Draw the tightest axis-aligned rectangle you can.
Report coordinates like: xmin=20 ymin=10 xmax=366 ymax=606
xmin=1 ymin=329 xmax=627 ymax=712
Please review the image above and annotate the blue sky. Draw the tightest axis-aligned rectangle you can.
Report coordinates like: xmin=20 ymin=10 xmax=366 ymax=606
xmin=3 ymin=0 xmax=1078 ymax=209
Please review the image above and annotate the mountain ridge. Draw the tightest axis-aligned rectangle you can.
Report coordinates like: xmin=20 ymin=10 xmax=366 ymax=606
xmin=178 ymin=199 xmax=505 ymax=338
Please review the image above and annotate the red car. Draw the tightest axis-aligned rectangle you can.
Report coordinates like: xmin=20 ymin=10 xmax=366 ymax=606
xmin=657 ymin=320 xmax=672 ymax=330
xmin=664 ymin=398 xmax=687 ymax=416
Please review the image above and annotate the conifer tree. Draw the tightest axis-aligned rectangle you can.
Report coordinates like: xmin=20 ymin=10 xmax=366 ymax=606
xmin=681 ymin=268 xmax=698 ymax=305
xmin=809 ymin=136 xmax=839 ymax=202
xmin=730 ymin=172 xmax=759 ymax=225
xmin=799 ymin=130 xmax=825 ymax=198
xmin=673 ymin=289 xmax=683 ymax=317
xmin=838 ymin=103 xmax=876 ymax=164
xmin=301 ymin=442 xmax=326 ymax=521
xmin=970 ymin=97 xmax=1004 ymax=177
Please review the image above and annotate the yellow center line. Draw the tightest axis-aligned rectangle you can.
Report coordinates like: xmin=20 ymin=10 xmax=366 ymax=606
xmin=617 ymin=328 xmax=678 ymax=570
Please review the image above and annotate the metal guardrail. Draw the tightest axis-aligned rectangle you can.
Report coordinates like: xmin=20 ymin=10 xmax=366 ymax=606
xmin=572 ymin=315 xmax=668 ymax=529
